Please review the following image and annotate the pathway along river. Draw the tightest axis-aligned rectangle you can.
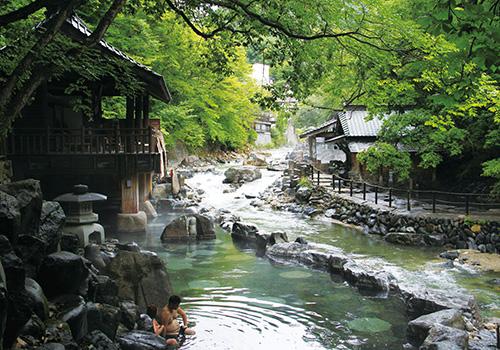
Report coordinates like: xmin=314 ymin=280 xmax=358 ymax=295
xmin=121 ymin=149 xmax=499 ymax=350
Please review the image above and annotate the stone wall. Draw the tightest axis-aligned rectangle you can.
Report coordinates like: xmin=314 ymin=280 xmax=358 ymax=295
xmin=325 ymin=192 xmax=499 ymax=253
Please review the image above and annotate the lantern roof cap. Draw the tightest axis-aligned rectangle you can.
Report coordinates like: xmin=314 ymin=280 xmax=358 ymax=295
xmin=54 ymin=184 xmax=107 ymax=203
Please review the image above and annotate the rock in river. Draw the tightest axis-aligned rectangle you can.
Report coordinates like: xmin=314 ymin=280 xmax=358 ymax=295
xmin=223 ymin=166 xmax=261 ymax=184
xmin=118 ymin=330 xmax=169 ymax=350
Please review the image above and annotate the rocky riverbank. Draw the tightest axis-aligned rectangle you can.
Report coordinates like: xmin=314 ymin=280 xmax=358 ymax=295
xmin=257 ymin=177 xmax=500 ymax=254
xmin=0 ymin=179 xmax=177 ymax=350
xmin=214 ymin=216 xmax=497 ymax=350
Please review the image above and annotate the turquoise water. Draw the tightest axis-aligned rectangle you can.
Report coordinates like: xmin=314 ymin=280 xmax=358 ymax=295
xmin=142 ymin=229 xmax=408 ymax=350
xmin=114 ymin=150 xmax=498 ymax=348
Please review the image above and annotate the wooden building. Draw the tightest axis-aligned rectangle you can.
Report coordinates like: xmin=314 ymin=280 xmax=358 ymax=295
xmin=300 ymin=106 xmax=384 ymax=176
xmin=3 ymin=16 xmax=170 ymax=232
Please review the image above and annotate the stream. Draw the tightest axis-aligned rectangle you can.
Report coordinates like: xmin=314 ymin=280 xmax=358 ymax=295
xmin=117 ymin=148 xmax=499 ymax=349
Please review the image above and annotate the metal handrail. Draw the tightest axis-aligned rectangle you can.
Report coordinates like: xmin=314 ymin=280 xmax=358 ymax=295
xmin=306 ymin=165 xmax=500 ymax=215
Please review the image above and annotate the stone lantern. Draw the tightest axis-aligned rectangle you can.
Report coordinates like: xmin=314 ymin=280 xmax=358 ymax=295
xmin=54 ymin=184 xmax=107 ymax=247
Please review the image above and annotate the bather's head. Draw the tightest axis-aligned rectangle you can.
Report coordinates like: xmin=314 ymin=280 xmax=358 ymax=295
xmin=168 ymin=295 xmax=181 ymax=310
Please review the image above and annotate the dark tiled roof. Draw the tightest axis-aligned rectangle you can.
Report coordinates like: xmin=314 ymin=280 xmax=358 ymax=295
xmin=338 ymin=108 xmax=383 ymax=137
xmin=299 ymin=116 xmax=338 ymax=138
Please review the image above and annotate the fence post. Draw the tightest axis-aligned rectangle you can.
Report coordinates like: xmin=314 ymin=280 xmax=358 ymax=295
xmin=332 ymin=175 xmax=335 ymax=190
xmin=338 ymin=179 xmax=342 ymax=194
xmin=389 ymin=189 xmax=392 ymax=207
xmin=317 ymin=170 xmax=320 ymax=186
xmin=465 ymin=195 xmax=470 ymax=215
xmin=432 ymin=192 xmax=436 ymax=213
xmin=350 ymin=181 xmax=353 ymax=197
xmin=363 ymin=183 xmax=366 ymax=200
xmin=407 ymin=190 xmax=411 ymax=211
xmin=375 ymin=186 xmax=378 ymax=204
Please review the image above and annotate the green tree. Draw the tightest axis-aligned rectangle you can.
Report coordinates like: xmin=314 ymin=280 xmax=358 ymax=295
xmin=358 ymin=142 xmax=412 ymax=183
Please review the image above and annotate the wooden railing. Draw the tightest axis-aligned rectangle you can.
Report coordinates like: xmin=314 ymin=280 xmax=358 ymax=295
xmin=307 ymin=166 xmax=500 ymax=216
xmin=6 ymin=127 xmax=155 ymax=155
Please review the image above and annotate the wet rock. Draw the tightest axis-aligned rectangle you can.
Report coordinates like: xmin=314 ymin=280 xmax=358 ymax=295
xmin=86 ymin=302 xmax=121 ymax=340
xmin=104 ymin=250 xmax=172 ymax=310
xmin=142 ymin=200 xmax=158 ymax=219
xmin=0 ymin=179 xmax=42 ymax=236
xmin=136 ymin=314 xmax=153 ymax=332
xmin=255 ymin=233 xmax=270 ymax=257
xmin=231 ymin=222 xmax=258 ymax=243
xmin=469 ymin=328 xmax=497 ymax=350
xmin=407 ymin=309 xmax=465 ymax=344
xmin=38 ymin=201 xmax=65 ymax=253
xmin=44 ymin=320 xmax=77 ymax=349
xmin=269 ymin=231 xmax=288 ymax=246
xmin=19 ymin=313 xmax=46 ymax=339
xmin=0 ymin=191 xmax=20 ymax=244
xmin=223 ymin=166 xmax=262 ymax=184
xmin=425 ymin=234 xmax=447 ymax=246
xmin=38 ymin=252 xmax=90 ymax=298
xmin=342 ymin=261 xmax=391 ymax=293
xmin=0 ymin=249 xmax=24 ymax=291
xmin=88 ymin=275 xmax=119 ymax=306
xmin=0 ymin=261 xmax=7 ymax=349
xmin=60 ymin=234 xmax=80 ymax=254
xmin=160 ymin=214 xmax=215 ymax=242
xmin=15 ymin=234 xmax=47 ymax=278
xmin=295 ymin=237 xmax=308 ymax=245
xmin=118 ymin=330 xmax=169 ymax=350
xmin=84 ymin=244 xmax=107 ymax=272
xmin=25 ymin=278 xmax=49 ymax=320
xmin=420 ymin=324 xmax=468 ymax=350
xmin=117 ymin=212 xmax=147 ymax=234
xmin=397 ymin=283 xmax=478 ymax=319
xmin=440 ymin=250 xmax=459 ymax=260
xmin=53 ymin=294 xmax=88 ymax=341
xmin=295 ymin=186 xmax=312 ymax=203
xmin=384 ymin=232 xmax=424 ymax=246
xmin=120 ymin=301 xmax=139 ymax=330
xmin=244 ymin=153 xmax=268 ymax=167
xmin=81 ymin=330 xmax=119 ymax=350
xmin=4 ymin=289 xmax=33 ymax=348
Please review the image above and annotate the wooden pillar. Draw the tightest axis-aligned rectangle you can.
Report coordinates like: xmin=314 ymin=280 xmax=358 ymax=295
xmin=134 ymin=95 xmax=143 ymax=129
xmin=126 ymin=97 xmax=135 ymax=153
xmin=142 ymin=94 xmax=150 ymax=129
xmin=145 ymin=172 xmax=153 ymax=200
xmin=121 ymin=174 xmax=139 ymax=214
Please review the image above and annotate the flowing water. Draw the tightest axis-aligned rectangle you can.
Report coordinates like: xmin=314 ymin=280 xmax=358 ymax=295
xmin=118 ymin=148 xmax=499 ymax=349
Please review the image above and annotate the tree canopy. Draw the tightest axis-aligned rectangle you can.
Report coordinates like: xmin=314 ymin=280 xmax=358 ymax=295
xmin=0 ymin=0 xmax=499 ymax=190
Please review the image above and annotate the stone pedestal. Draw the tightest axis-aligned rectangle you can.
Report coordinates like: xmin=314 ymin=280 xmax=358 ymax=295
xmin=116 ymin=212 xmax=147 ymax=233
xmin=63 ymin=223 xmax=105 ymax=247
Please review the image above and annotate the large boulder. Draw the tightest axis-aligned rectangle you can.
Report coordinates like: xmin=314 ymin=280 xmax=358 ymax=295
xmin=160 ymin=214 xmax=216 ymax=242
xmin=420 ymin=324 xmax=468 ymax=350
xmin=15 ymin=234 xmax=48 ymax=278
xmin=244 ymin=153 xmax=268 ymax=167
xmin=0 ymin=191 xmax=20 ymax=244
xmin=4 ymin=289 xmax=32 ymax=348
xmin=86 ymin=302 xmax=121 ymax=340
xmin=384 ymin=232 xmax=424 ymax=246
xmin=118 ymin=330 xmax=169 ymax=350
xmin=38 ymin=201 xmax=65 ymax=253
xmin=37 ymin=252 xmax=90 ymax=298
xmin=25 ymin=278 xmax=49 ymax=321
xmin=53 ymin=294 xmax=88 ymax=341
xmin=295 ymin=186 xmax=312 ymax=203
xmin=81 ymin=330 xmax=119 ymax=350
xmin=151 ymin=183 xmax=172 ymax=201
xmin=231 ymin=222 xmax=259 ymax=243
xmin=407 ymin=309 xmax=465 ymax=345
xmin=0 ymin=261 xmax=7 ymax=350
xmin=223 ymin=166 xmax=261 ymax=184
xmin=0 ymin=179 xmax=42 ymax=236
xmin=104 ymin=250 xmax=172 ymax=310
xmin=342 ymin=261 xmax=392 ymax=294
xmin=88 ymin=275 xmax=119 ymax=306
xmin=120 ymin=301 xmax=139 ymax=330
